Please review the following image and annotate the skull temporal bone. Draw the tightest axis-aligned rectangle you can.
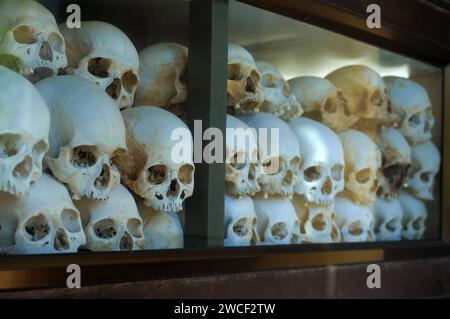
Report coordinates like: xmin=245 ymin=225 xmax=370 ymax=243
xmin=0 ymin=66 xmax=50 ymax=195
xmin=60 ymin=21 xmax=139 ymax=110
xmin=374 ymin=196 xmax=403 ymax=241
xmin=0 ymin=0 xmax=67 ymax=82
xmin=36 ymin=76 xmax=126 ymax=200
xmin=113 ymin=106 xmax=195 ymax=212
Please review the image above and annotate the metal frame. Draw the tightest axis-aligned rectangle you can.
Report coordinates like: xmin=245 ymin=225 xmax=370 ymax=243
xmin=1 ymin=0 xmax=450 ymax=291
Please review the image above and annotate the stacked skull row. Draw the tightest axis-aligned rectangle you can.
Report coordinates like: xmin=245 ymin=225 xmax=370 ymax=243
xmin=0 ymin=0 xmax=191 ymax=254
xmin=224 ymin=44 xmax=440 ymax=246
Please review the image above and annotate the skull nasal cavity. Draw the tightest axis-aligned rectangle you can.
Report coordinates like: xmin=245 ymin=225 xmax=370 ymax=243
xmin=54 ymin=229 xmax=69 ymax=251
xmin=13 ymin=156 xmax=32 ymax=179
xmin=39 ymin=41 xmax=53 ymax=61
xmin=321 ymin=178 xmax=332 ymax=195
xmin=119 ymin=233 xmax=133 ymax=251
xmin=106 ymin=78 xmax=122 ymax=100
xmin=245 ymin=77 xmax=256 ymax=93
xmin=167 ymin=179 xmax=180 ymax=197
xmin=312 ymin=214 xmax=326 ymax=231
xmin=94 ymin=164 xmax=111 ymax=190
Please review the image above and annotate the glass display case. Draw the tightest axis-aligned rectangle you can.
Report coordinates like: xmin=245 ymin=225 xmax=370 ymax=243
xmin=0 ymin=0 xmax=449 ymax=292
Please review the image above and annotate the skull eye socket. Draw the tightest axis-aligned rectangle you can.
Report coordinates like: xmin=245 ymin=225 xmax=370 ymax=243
xmin=408 ymin=113 xmax=421 ymax=127
xmin=71 ymin=146 xmax=97 ymax=167
xmin=271 ymin=222 xmax=288 ymax=240
xmin=304 ymin=166 xmax=322 ymax=182
xmin=48 ymin=32 xmax=64 ymax=53
xmin=311 ymin=213 xmax=326 ymax=231
xmin=178 ymin=164 xmax=194 ymax=184
xmin=233 ymin=218 xmax=250 ymax=236
xmin=88 ymin=57 xmax=111 ymax=78
xmin=260 ymin=74 xmax=276 ymax=88
xmin=0 ymin=134 xmax=22 ymax=158
xmin=331 ymin=164 xmax=343 ymax=181
xmin=324 ymin=98 xmax=337 ymax=113
xmin=93 ymin=218 xmax=117 ymax=239
xmin=148 ymin=164 xmax=167 ymax=185
xmin=356 ymin=168 xmax=371 ymax=183
xmin=348 ymin=221 xmax=363 ymax=236
xmin=412 ymin=218 xmax=423 ymax=230
xmin=370 ymin=90 xmax=384 ymax=107
xmin=13 ymin=25 xmax=37 ymax=44
xmin=262 ymin=157 xmax=280 ymax=175
xmin=420 ymin=172 xmax=431 ymax=182
xmin=127 ymin=218 xmax=143 ymax=238
xmin=229 ymin=152 xmax=246 ymax=170
xmin=24 ymin=214 xmax=50 ymax=241
xmin=32 ymin=140 xmax=48 ymax=158
xmin=61 ymin=209 xmax=81 ymax=233
xmin=386 ymin=219 xmax=398 ymax=232
xmin=227 ymin=63 xmax=242 ymax=81
xmin=122 ymin=70 xmax=139 ymax=94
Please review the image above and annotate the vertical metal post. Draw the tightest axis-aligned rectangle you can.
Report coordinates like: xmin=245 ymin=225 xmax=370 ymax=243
xmin=442 ymin=65 xmax=450 ymax=244
xmin=185 ymin=0 xmax=228 ymax=248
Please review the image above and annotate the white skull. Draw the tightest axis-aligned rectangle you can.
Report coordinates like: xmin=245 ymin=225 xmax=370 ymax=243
xmin=225 ymin=115 xmax=260 ymax=196
xmin=36 ymin=76 xmax=126 ymax=200
xmin=0 ymin=0 xmax=67 ymax=82
xmin=339 ymin=129 xmax=381 ymax=205
xmin=334 ymin=195 xmax=375 ymax=242
xmin=373 ymin=197 xmax=403 ymax=241
xmin=75 ymin=184 xmax=144 ymax=252
xmin=224 ymin=194 xmax=259 ymax=247
xmin=326 ymin=65 xmax=396 ymax=126
xmin=292 ymin=195 xmax=341 ymax=243
xmin=60 ymin=21 xmax=139 ymax=110
xmin=288 ymin=76 xmax=357 ymax=132
xmin=139 ymin=203 xmax=183 ymax=250
xmin=253 ymin=196 xmax=301 ymax=245
xmin=0 ymin=174 xmax=86 ymax=255
xmin=290 ymin=118 xmax=345 ymax=205
xmin=0 ymin=66 xmax=50 ymax=195
xmin=407 ymin=140 xmax=440 ymax=200
xmin=376 ymin=127 xmax=412 ymax=199
xmin=256 ymin=61 xmax=303 ymax=121
xmin=114 ymin=106 xmax=194 ymax=212
xmin=384 ymin=77 xmax=434 ymax=145
xmin=135 ymin=43 xmax=188 ymax=108
xmin=227 ymin=44 xmax=263 ymax=113
xmin=239 ymin=113 xmax=300 ymax=198
xmin=398 ymin=191 xmax=427 ymax=240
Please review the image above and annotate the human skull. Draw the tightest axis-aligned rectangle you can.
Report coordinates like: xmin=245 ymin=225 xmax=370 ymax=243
xmin=326 ymin=65 xmax=395 ymax=125
xmin=398 ymin=191 xmax=427 ymax=240
xmin=0 ymin=66 xmax=50 ymax=195
xmin=384 ymin=77 xmax=434 ymax=145
xmin=253 ymin=195 xmax=301 ymax=245
xmin=0 ymin=174 xmax=86 ymax=255
xmin=135 ymin=43 xmax=188 ymax=109
xmin=36 ymin=76 xmax=126 ymax=200
xmin=334 ymin=195 xmax=375 ymax=242
xmin=75 ymin=184 xmax=144 ymax=252
xmin=225 ymin=115 xmax=260 ymax=196
xmin=239 ymin=113 xmax=300 ymax=198
xmin=0 ymin=0 xmax=67 ymax=82
xmin=113 ymin=106 xmax=194 ymax=212
xmin=139 ymin=203 xmax=183 ymax=250
xmin=256 ymin=61 xmax=302 ymax=121
xmin=373 ymin=197 xmax=403 ymax=241
xmin=289 ymin=76 xmax=357 ymax=132
xmin=227 ymin=44 xmax=263 ymax=113
xmin=376 ymin=127 xmax=412 ymax=200
xmin=289 ymin=118 xmax=345 ymax=205
xmin=60 ymin=21 xmax=139 ymax=110
xmin=224 ymin=194 xmax=259 ymax=247
xmin=292 ymin=195 xmax=341 ymax=243
xmin=407 ymin=140 xmax=440 ymax=200
xmin=339 ymin=129 xmax=381 ymax=205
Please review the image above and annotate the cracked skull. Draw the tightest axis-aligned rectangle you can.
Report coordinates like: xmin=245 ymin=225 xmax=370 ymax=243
xmin=290 ymin=118 xmax=345 ymax=205
xmin=36 ymin=76 xmax=126 ymax=200
xmin=334 ymin=195 xmax=375 ymax=242
xmin=384 ymin=77 xmax=434 ymax=145
xmin=239 ymin=113 xmax=300 ymax=198
xmin=289 ymin=76 xmax=357 ymax=132
xmin=407 ymin=140 xmax=440 ymax=200
xmin=227 ymin=44 xmax=263 ymax=113
xmin=0 ymin=66 xmax=50 ymax=195
xmin=0 ymin=174 xmax=86 ymax=255
xmin=339 ymin=129 xmax=381 ymax=205
xmin=374 ymin=196 xmax=403 ymax=241
xmin=253 ymin=195 xmax=301 ymax=245
xmin=113 ymin=106 xmax=194 ymax=212
xmin=0 ymin=0 xmax=67 ymax=82
xmin=399 ymin=191 xmax=427 ymax=240
xmin=225 ymin=115 xmax=260 ymax=196
xmin=376 ymin=127 xmax=412 ymax=200
xmin=256 ymin=61 xmax=303 ymax=121
xmin=60 ymin=21 xmax=139 ymax=110
xmin=224 ymin=194 xmax=259 ymax=247
xmin=76 ymin=184 xmax=144 ymax=252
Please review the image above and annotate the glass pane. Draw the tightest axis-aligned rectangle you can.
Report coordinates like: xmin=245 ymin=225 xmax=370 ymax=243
xmin=0 ymin=0 xmax=193 ymax=255
xmin=225 ymin=0 xmax=442 ymax=246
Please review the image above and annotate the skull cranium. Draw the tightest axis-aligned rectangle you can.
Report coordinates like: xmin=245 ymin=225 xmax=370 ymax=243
xmin=224 ymin=194 xmax=259 ymax=247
